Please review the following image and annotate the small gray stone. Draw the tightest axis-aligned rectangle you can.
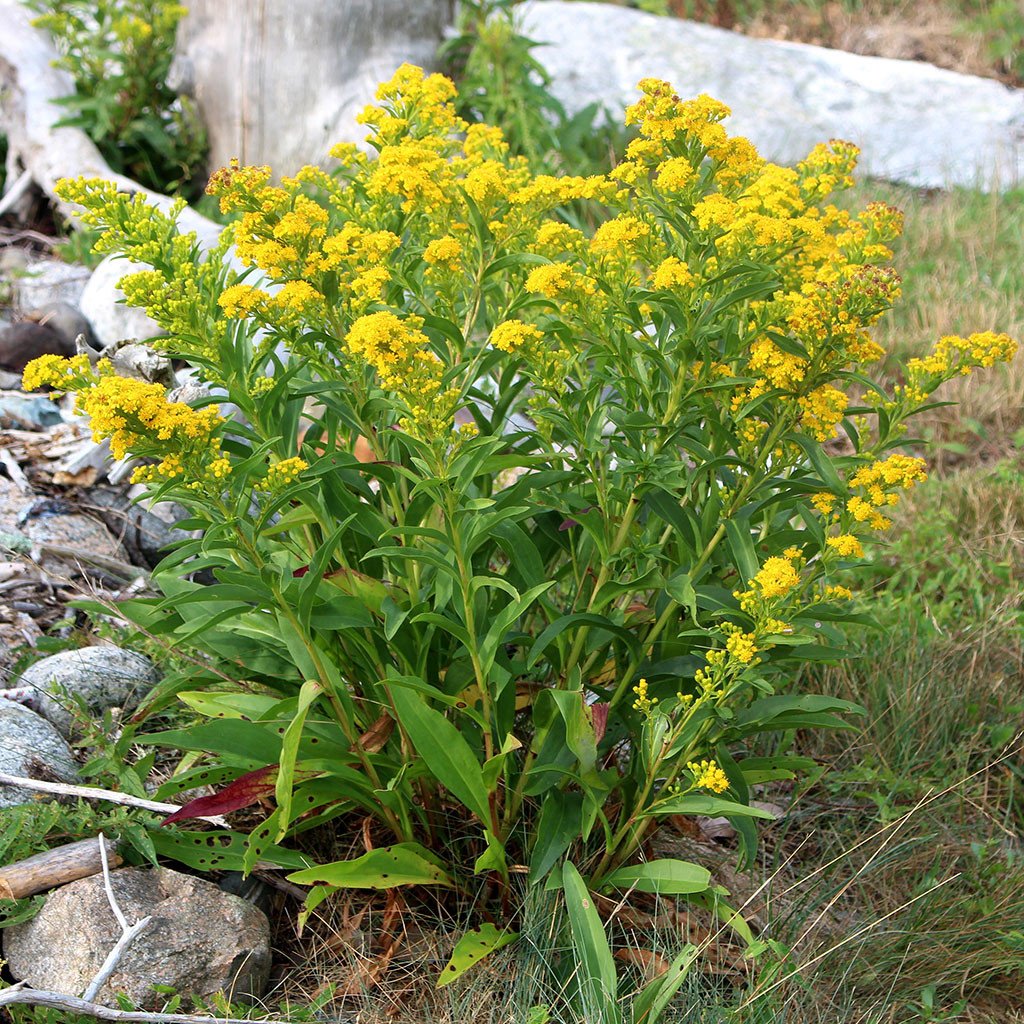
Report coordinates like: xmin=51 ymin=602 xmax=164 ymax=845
xmin=15 ymin=646 xmax=159 ymax=737
xmin=79 ymin=255 xmax=162 ymax=348
xmin=14 ymin=259 xmax=92 ymax=311
xmin=27 ymin=300 xmax=99 ymax=351
xmin=105 ymin=341 xmax=173 ymax=385
xmin=0 ymin=699 xmax=78 ymax=807
xmin=0 ymin=390 xmax=64 ymax=428
xmin=90 ymin=486 xmax=191 ymax=568
xmin=22 ymin=510 xmax=129 ymax=579
xmin=3 ymin=866 xmax=272 ymax=1009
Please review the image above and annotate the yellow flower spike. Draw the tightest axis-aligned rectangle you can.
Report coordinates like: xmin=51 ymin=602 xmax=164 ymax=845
xmin=265 ymin=457 xmax=308 ymax=490
xmin=752 ymin=556 xmax=800 ymax=600
xmin=631 ymin=678 xmax=658 ymax=715
xmin=826 ymin=534 xmax=864 ymax=558
xmin=687 ymin=759 xmax=730 ymax=794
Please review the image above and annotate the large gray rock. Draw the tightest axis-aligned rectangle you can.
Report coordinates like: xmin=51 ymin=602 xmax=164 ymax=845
xmin=519 ymin=1 xmax=1024 ymax=191
xmin=79 ymin=256 xmax=162 ymax=348
xmin=13 ymin=259 xmax=92 ymax=311
xmin=3 ymin=866 xmax=272 ymax=1008
xmin=0 ymin=699 xmax=78 ymax=806
xmin=15 ymin=646 xmax=158 ymax=737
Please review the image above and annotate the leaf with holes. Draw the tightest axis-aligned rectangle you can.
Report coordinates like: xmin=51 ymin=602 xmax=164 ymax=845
xmin=147 ymin=826 xmax=310 ymax=872
xmin=436 ymin=922 xmax=520 ymax=988
xmin=287 ymin=843 xmax=454 ymax=890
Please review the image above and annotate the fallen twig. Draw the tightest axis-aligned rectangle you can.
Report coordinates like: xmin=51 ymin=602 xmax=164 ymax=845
xmin=0 ymin=447 xmax=31 ymax=493
xmin=0 ymin=772 xmax=228 ymax=827
xmin=0 ymin=168 xmax=34 ymax=218
xmin=81 ymin=833 xmax=153 ymax=1003
xmin=32 ymin=543 xmax=150 ymax=581
xmin=0 ymin=983 xmax=295 ymax=1024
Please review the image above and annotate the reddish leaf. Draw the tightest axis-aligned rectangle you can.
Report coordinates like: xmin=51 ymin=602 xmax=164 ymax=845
xmin=590 ymin=703 xmax=609 ymax=745
xmin=161 ymin=765 xmax=278 ymax=825
xmin=293 ymin=566 xmax=310 ymax=578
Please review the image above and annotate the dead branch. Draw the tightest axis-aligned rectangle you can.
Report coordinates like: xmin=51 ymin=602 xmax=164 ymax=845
xmin=0 ymin=983 xmax=294 ymax=1024
xmin=0 ymin=835 xmax=122 ymax=899
xmin=0 ymin=772 xmax=228 ymax=826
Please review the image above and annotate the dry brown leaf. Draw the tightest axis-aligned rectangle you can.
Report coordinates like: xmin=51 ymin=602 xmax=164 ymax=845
xmin=615 ymin=947 xmax=670 ymax=981
xmin=51 ymin=466 xmax=98 ymax=487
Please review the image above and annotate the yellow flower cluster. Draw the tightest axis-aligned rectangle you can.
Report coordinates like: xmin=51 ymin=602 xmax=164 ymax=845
xmin=423 ymin=236 xmax=463 ymax=267
xmin=651 ymin=256 xmax=694 ymax=292
xmin=846 ymin=453 xmax=927 ymax=530
xmin=22 ymin=353 xmax=96 ymax=392
xmin=752 ymin=555 xmax=801 ymax=600
xmin=826 ymin=534 xmax=864 ymax=558
xmin=724 ymin=625 xmax=759 ymax=664
xmin=218 ymin=283 xmax=269 ymax=319
xmin=906 ymin=331 xmax=1017 ymax=385
xmin=22 ymin=355 xmax=226 ymax=488
xmin=489 ymin=321 xmax=543 ymax=353
xmin=687 ymin=759 xmax=730 ymax=794
xmin=265 ymin=457 xmax=308 ymax=489
xmin=590 ymin=214 xmax=651 ymax=256
xmin=632 ymin=677 xmax=658 ymax=715
xmin=798 ymin=384 xmax=848 ymax=441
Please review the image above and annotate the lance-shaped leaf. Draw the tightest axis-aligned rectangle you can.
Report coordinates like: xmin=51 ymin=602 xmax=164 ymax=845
xmin=562 ymin=863 xmax=620 ymax=1024
xmin=388 ymin=683 xmax=491 ymax=824
xmin=161 ymin=765 xmax=277 ymax=825
xmin=599 ymin=859 xmax=711 ymax=896
xmin=436 ymin=923 xmax=520 ymax=988
xmin=275 ymin=679 xmax=321 ymax=840
xmin=287 ymin=843 xmax=453 ymax=890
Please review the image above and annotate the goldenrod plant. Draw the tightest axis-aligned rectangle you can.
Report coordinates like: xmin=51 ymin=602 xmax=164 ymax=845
xmin=26 ymin=66 xmax=1016 ymax=1012
xmin=25 ymin=0 xmax=207 ymax=196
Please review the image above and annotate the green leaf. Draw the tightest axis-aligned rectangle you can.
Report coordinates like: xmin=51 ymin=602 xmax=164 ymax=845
xmin=527 ymin=613 xmax=639 ymax=669
xmin=646 ymin=794 xmax=777 ymax=819
xmin=562 ymin=863 xmax=620 ymax=1024
xmin=632 ymin=944 xmax=698 ymax=1024
xmin=724 ymin=517 xmax=759 ymax=586
xmin=478 ymin=581 xmax=555 ymax=674
xmin=388 ymin=684 xmax=492 ymax=824
xmin=529 ymin=790 xmax=583 ymax=883
xmin=600 ymin=859 xmax=711 ymax=896
xmin=437 ymin=923 xmax=520 ymax=988
xmin=275 ymin=679 xmax=321 ymax=841
xmin=147 ymin=827 xmax=310 ymax=872
xmin=177 ymin=692 xmax=279 ymax=721
xmin=287 ymin=843 xmax=453 ymax=889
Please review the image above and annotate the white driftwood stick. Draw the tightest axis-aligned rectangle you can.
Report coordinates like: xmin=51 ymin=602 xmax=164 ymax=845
xmin=81 ymin=833 xmax=153 ymax=1003
xmin=81 ymin=917 xmax=154 ymax=1003
xmin=97 ymin=832 xmax=128 ymax=932
xmin=0 ymin=167 xmax=33 ymax=217
xmin=0 ymin=447 xmax=31 ymax=493
xmin=0 ymin=984 xmax=294 ymax=1024
xmin=0 ymin=772 xmax=228 ymax=827
xmin=0 ymin=1 xmax=221 ymax=238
